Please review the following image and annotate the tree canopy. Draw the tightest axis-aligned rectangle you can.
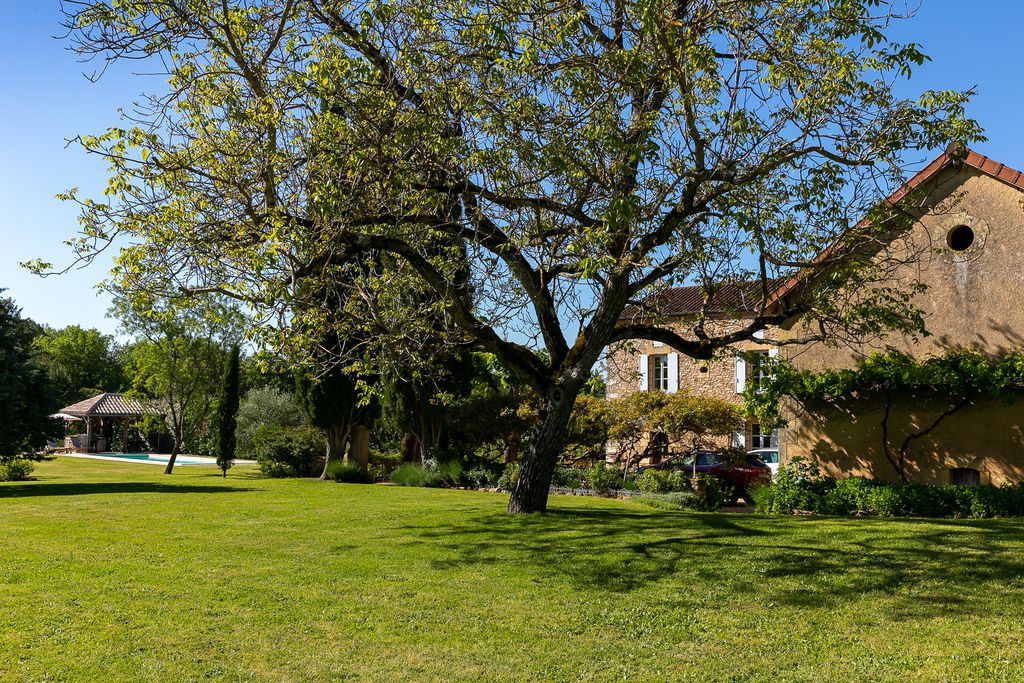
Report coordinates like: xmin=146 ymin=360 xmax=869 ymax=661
xmin=118 ymin=296 xmax=243 ymax=472
xmin=608 ymin=391 xmax=742 ymax=470
xmin=47 ymin=0 xmax=981 ymax=511
xmin=0 ymin=292 xmax=62 ymax=458
xmin=35 ymin=325 xmax=125 ymax=404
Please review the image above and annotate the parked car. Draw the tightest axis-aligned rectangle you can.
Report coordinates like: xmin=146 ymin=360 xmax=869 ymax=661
xmin=747 ymin=448 xmax=780 ymax=478
xmin=639 ymin=449 xmax=771 ymax=503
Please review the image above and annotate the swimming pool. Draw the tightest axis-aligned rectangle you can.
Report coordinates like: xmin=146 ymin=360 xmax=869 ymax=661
xmin=65 ymin=453 xmax=230 ymax=466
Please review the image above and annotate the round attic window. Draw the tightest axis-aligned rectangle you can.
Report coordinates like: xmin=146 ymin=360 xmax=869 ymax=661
xmin=946 ymin=225 xmax=975 ymax=252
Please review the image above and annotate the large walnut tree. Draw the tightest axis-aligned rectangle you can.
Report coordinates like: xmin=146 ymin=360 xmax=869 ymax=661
xmin=43 ymin=0 xmax=979 ymax=512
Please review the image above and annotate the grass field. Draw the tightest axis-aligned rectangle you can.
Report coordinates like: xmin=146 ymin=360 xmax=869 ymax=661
xmin=3 ymin=458 xmax=1024 ymax=682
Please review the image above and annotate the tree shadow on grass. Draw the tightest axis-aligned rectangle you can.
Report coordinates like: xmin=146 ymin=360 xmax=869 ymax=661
xmin=0 ymin=482 xmax=257 ymax=498
xmin=392 ymin=498 xmax=1024 ymax=618
xmin=195 ymin=469 xmax=267 ymax=481
xmin=755 ymin=516 xmax=1024 ymax=613
xmin=396 ymin=503 xmax=772 ymax=593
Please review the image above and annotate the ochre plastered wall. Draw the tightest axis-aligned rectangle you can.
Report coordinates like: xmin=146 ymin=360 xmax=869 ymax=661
xmin=780 ymin=165 xmax=1024 ymax=484
xmin=782 ymin=393 xmax=1024 ymax=486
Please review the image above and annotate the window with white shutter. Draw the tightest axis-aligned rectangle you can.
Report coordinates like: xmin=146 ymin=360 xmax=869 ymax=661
xmin=748 ymin=350 xmax=769 ymax=391
xmin=734 ymin=355 xmax=746 ymax=394
xmin=651 ymin=354 xmax=669 ymax=391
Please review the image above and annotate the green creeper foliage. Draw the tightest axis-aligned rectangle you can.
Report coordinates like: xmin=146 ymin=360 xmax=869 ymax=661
xmin=746 ymin=349 xmax=1024 ymax=426
xmin=746 ymin=349 xmax=1024 ymax=479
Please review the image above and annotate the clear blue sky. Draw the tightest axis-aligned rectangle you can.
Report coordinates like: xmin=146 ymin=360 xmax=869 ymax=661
xmin=1 ymin=2 xmax=1022 ymax=336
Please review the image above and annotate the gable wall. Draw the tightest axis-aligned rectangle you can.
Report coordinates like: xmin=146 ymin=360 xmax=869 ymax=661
xmin=779 ymin=165 xmax=1024 ymax=484
xmin=784 ymin=166 xmax=1024 ymax=370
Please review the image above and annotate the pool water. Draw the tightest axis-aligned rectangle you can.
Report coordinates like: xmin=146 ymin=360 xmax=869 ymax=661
xmin=69 ymin=452 xmax=217 ymax=466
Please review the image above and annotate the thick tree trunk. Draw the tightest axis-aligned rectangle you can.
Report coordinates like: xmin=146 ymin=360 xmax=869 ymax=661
xmin=320 ymin=425 xmax=351 ymax=480
xmin=348 ymin=424 xmax=370 ymax=470
xmin=163 ymin=441 xmax=180 ymax=475
xmin=507 ymin=383 xmax=581 ymax=514
xmin=418 ymin=414 xmax=432 ymax=461
xmin=400 ymin=433 xmax=421 ymax=463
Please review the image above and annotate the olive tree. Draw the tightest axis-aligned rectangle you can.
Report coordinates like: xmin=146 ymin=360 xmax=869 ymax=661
xmin=43 ymin=0 xmax=980 ymax=511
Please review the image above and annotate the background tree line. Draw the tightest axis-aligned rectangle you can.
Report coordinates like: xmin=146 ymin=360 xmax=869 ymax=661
xmin=4 ymin=286 xmax=743 ymax=485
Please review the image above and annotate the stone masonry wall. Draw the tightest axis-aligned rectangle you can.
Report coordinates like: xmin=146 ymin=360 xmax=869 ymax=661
xmin=605 ymin=316 xmax=780 ymax=463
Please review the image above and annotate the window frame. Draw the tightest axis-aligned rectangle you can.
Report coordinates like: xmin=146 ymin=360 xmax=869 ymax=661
xmin=747 ymin=350 xmax=770 ymax=391
xmin=750 ymin=422 xmax=777 ymax=449
xmin=950 ymin=467 xmax=981 ymax=487
xmin=650 ymin=353 xmax=670 ymax=392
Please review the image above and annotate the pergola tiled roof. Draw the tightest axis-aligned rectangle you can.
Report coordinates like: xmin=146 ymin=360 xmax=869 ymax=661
xmin=59 ymin=393 xmax=158 ymax=418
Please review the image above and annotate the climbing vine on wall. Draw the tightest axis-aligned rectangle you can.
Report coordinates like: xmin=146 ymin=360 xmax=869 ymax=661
xmin=745 ymin=349 xmax=1024 ymax=480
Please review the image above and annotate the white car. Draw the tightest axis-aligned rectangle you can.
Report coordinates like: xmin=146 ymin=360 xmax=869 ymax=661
xmin=747 ymin=448 xmax=779 ymax=478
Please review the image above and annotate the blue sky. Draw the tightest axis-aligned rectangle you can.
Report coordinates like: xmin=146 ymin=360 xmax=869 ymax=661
xmin=1 ymin=1 xmax=1023 ymax=336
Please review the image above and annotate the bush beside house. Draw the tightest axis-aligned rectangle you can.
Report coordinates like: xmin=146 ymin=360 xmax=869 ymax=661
xmin=754 ymin=457 xmax=1024 ymax=518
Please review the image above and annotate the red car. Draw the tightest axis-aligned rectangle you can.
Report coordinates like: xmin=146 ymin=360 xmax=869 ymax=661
xmin=643 ymin=450 xmax=771 ymax=502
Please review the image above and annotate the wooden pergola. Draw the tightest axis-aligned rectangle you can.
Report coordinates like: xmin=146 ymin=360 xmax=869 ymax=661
xmin=58 ymin=393 xmax=160 ymax=453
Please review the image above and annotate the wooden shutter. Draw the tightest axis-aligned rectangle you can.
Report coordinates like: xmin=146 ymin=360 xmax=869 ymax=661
xmin=734 ymin=355 xmax=746 ymax=394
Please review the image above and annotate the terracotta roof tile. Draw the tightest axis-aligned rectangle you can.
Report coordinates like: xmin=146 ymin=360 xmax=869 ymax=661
xmin=622 ymin=279 xmax=784 ymax=320
xmin=60 ymin=393 xmax=160 ymax=417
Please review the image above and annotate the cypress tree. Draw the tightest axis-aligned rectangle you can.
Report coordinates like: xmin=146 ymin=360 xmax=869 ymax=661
xmin=215 ymin=346 xmax=241 ymax=477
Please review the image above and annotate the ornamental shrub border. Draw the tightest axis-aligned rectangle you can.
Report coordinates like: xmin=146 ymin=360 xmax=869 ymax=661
xmin=376 ymin=460 xmax=727 ymax=511
xmin=755 ymin=457 xmax=1024 ymax=519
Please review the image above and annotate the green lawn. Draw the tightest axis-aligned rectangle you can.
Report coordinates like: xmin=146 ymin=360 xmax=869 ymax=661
xmin=3 ymin=459 xmax=1023 ymax=682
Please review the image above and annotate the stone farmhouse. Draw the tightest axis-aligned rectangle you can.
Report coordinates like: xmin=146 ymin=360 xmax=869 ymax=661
xmin=605 ymin=283 xmax=782 ymax=464
xmin=606 ymin=147 xmax=1024 ymax=486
